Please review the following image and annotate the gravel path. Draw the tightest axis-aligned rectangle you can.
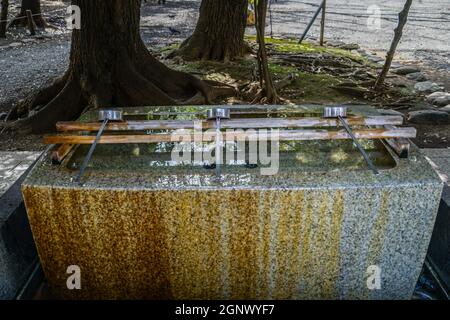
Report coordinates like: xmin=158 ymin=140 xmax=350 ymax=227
xmin=0 ymin=0 xmax=201 ymax=114
xmin=268 ymin=0 xmax=450 ymax=70
xmin=0 ymin=0 xmax=449 ymax=114
xmin=267 ymin=0 xmax=450 ymax=90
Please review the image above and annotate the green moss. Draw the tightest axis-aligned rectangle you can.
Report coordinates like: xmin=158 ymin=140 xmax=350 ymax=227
xmin=167 ymin=43 xmax=362 ymax=105
xmin=268 ymin=63 xmax=297 ymax=77
xmin=159 ymin=43 xmax=180 ymax=53
xmin=174 ymin=57 xmax=257 ymax=81
xmin=245 ymin=35 xmax=369 ymax=64
xmin=288 ymin=72 xmax=351 ymax=104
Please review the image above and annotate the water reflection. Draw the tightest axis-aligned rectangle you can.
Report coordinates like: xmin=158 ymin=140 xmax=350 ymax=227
xmin=66 ymin=139 xmax=396 ymax=172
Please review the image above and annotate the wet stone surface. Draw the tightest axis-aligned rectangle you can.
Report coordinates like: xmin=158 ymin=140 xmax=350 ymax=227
xmin=21 ymin=105 xmax=443 ymax=299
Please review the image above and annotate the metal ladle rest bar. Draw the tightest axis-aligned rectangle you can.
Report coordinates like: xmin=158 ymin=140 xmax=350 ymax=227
xmin=323 ymin=106 xmax=379 ymax=175
xmin=74 ymin=110 xmax=124 ymax=185
xmin=45 ymin=106 xmax=416 ymax=182
xmin=207 ymin=108 xmax=231 ymax=176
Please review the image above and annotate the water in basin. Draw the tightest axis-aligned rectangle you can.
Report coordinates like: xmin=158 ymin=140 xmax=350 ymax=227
xmin=66 ymin=139 xmax=396 ymax=173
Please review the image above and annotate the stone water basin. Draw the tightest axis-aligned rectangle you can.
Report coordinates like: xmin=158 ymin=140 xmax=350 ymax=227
xmin=21 ymin=105 xmax=443 ymax=299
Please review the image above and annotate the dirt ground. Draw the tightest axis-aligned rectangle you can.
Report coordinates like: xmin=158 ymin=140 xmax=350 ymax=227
xmin=0 ymin=0 xmax=449 ymax=151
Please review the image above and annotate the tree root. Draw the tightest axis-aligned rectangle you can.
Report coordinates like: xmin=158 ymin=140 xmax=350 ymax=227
xmin=170 ymin=37 xmax=251 ymax=63
xmin=7 ymin=12 xmax=47 ymax=30
xmin=249 ymin=73 xmax=296 ymax=104
xmin=5 ymin=75 xmax=86 ymax=133
xmin=5 ymin=49 xmax=236 ymax=134
xmin=6 ymin=74 xmax=68 ymax=121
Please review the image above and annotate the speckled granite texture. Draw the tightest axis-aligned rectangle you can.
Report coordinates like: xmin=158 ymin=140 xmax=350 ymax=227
xmin=21 ymin=105 xmax=443 ymax=300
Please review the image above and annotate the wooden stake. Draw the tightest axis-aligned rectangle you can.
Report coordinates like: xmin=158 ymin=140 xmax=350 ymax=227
xmin=320 ymin=0 xmax=326 ymax=46
xmin=25 ymin=9 xmax=35 ymax=36
xmin=0 ymin=0 xmax=9 ymax=38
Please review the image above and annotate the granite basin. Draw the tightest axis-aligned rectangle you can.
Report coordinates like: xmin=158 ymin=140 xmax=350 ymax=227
xmin=21 ymin=105 xmax=443 ymax=299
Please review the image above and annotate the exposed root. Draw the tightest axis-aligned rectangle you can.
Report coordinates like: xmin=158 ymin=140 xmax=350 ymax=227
xmin=248 ymin=73 xmax=296 ymax=104
xmin=6 ymin=74 xmax=68 ymax=121
xmin=172 ymin=36 xmax=251 ymax=63
xmin=117 ymin=56 xmax=178 ymax=106
xmin=6 ymin=76 xmax=86 ymax=133
xmin=184 ymin=80 xmax=237 ymax=105
xmin=6 ymin=48 xmax=236 ymax=133
xmin=7 ymin=12 xmax=47 ymax=30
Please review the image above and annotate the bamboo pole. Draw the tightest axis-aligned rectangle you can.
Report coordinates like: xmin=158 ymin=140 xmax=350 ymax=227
xmin=51 ymin=144 xmax=75 ymax=163
xmin=381 ymin=125 xmax=410 ymax=158
xmin=56 ymin=115 xmax=405 ymax=132
xmin=44 ymin=127 xmax=417 ymax=145
xmin=319 ymin=0 xmax=326 ymax=46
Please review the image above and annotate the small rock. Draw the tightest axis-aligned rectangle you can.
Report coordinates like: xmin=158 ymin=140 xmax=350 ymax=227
xmin=327 ymin=40 xmax=345 ymax=47
xmin=357 ymin=49 xmax=368 ymax=55
xmin=441 ymin=105 xmax=450 ymax=113
xmin=426 ymin=92 xmax=450 ymax=107
xmin=427 ymin=92 xmax=446 ymax=101
xmin=408 ymin=110 xmax=450 ymax=125
xmin=377 ymin=109 xmax=405 ymax=119
xmin=391 ymin=79 xmax=409 ymax=88
xmin=9 ymin=42 xmax=22 ymax=48
xmin=406 ymin=72 xmax=427 ymax=82
xmin=390 ymin=62 xmax=403 ymax=69
xmin=367 ymin=55 xmax=383 ymax=63
xmin=337 ymin=43 xmax=360 ymax=51
xmin=414 ymin=81 xmax=442 ymax=94
xmin=392 ymin=66 xmax=421 ymax=75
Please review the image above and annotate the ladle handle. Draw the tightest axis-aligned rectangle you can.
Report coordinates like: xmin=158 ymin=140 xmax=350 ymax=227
xmin=338 ymin=116 xmax=379 ymax=175
xmin=215 ymin=117 xmax=222 ymax=177
xmin=75 ymin=118 xmax=109 ymax=185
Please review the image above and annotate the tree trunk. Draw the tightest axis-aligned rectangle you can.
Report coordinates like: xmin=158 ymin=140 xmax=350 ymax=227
xmin=7 ymin=0 xmax=235 ymax=133
xmin=254 ymin=0 xmax=277 ymax=104
xmin=177 ymin=0 xmax=248 ymax=62
xmin=9 ymin=0 xmax=46 ymax=28
xmin=374 ymin=0 xmax=412 ymax=91
xmin=0 ymin=0 xmax=8 ymax=38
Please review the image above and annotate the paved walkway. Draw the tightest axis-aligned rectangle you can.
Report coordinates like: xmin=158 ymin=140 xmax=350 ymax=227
xmin=421 ymin=148 xmax=450 ymax=184
xmin=0 ymin=152 xmax=41 ymax=196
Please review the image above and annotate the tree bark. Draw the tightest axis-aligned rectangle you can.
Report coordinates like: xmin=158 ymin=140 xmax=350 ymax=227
xmin=0 ymin=0 xmax=8 ymax=37
xmin=374 ymin=0 xmax=412 ymax=91
xmin=9 ymin=0 xmax=46 ymax=28
xmin=7 ymin=0 xmax=235 ymax=133
xmin=254 ymin=0 xmax=277 ymax=104
xmin=176 ymin=0 xmax=249 ymax=62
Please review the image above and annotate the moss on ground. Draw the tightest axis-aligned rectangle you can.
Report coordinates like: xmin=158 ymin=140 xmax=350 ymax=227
xmin=159 ymin=43 xmax=180 ymax=53
xmin=245 ymin=35 xmax=369 ymax=64
xmin=161 ymin=37 xmax=373 ymax=105
xmin=175 ymin=57 xmax=257 ymax=81
xmin=287 ymin=72 xmax=349 ymax=104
